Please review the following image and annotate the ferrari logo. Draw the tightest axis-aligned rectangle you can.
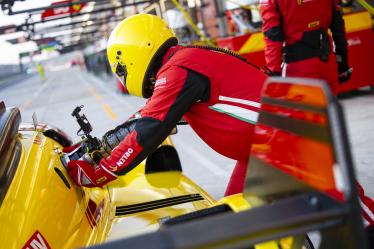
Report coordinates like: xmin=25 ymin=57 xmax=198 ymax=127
xmin=71 ymin=4 xmax=82 ymax=11
xmin=96 ymin=176 xmax=107 ymax=184
xmin=109 ymin=165 xmax=118 ymax=172
xmin=297 ymin=0 xmax=302 ymax=5
xmin=308 ymin=20 xmax=320 ymax=28
xmin=72 ymin=0 xmax=82 ymax=11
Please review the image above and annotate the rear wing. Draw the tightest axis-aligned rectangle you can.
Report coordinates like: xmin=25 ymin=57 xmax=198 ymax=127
xmin=243 ymin=77 xmax=367 ymax=248
xmin=89 ymin=78 xmax=368 ymax=249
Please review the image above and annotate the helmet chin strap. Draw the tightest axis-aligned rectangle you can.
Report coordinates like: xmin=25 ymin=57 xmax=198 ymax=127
xmin=144 ymin=76 xmax=156 ymax=98
xmin=149 ymin=76 xmax=156 ymax=91
xmin=150 ymin=76 xmax=156 ymax=85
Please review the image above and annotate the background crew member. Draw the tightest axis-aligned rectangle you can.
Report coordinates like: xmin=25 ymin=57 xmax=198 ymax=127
xmin=260 ymin=0 xmax=373 ymax=234
xmin=260 ymin=0 xmax=352 ymax=94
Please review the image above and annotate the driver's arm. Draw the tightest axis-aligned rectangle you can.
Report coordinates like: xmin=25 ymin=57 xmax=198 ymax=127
xmin=100 ymin=66 xmax=210 ymax=176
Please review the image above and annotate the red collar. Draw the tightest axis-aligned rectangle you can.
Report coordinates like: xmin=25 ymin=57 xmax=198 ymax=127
xmin=161 ymin=45 xmax=184 ymax=65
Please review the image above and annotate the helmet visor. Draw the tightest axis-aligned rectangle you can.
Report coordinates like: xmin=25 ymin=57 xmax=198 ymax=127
xmin=115 ymin=63 xmax=128 ymax=87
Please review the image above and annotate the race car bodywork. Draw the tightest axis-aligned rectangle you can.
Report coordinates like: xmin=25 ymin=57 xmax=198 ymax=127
xmin=0 ymin=120 xmax=216 ymax=248
xmin=0 ymin=76 xmax=368 ymax=249
xmin=0 ymin=103 xmax=284 ymax=249
xmin=87 ymin=77 xmax=368 ymax=249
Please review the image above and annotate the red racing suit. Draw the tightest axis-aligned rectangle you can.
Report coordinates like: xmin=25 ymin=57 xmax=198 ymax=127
xmin=100 ymin=45 xmax=267 ymax=195
xmin=261 ymin=0 xmax=373 ymax=226
xmin=260 ymin=0 xmax=348 ymax=93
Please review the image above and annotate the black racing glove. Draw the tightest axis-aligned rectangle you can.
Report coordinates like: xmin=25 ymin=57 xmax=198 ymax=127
xmin=270 ymin=71 xmax=282 ymax=77
xmin=336 ymin=53 xmax=352 ymax=83
xmin=101 ymin=120 xmax=137 ymax=154
xmin=80 ymin=137 xmax=105 ymax=164
xmin=64 ymin=137 xmax=106 ymax=164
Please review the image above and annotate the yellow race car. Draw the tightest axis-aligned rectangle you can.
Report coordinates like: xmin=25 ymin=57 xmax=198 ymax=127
xmin=0 ymin=78 xmax=367 ymax=249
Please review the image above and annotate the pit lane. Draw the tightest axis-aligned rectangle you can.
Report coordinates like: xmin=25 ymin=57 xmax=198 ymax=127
xmin=1 ymin=66 xmax=373 ymax=200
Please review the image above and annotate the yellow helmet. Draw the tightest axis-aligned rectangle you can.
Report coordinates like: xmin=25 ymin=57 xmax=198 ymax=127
xmin=107 ymin=14 xmax=177 ymax=98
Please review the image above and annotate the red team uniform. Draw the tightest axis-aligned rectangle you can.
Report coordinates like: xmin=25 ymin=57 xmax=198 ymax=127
xmin=100 ymin=46 xmax=267 ymax=196
xmin=260 ymin=0 xmax=349 ymax=93
xmin=67 ymin=12 xmax=373 ymax=233
xmin=260 ymin=0 xmax=373 ymax=227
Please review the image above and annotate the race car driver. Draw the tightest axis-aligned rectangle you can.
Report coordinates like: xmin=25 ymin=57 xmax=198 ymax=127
xmin=260 ymin=0 xmax=352 ymax=94
xmin=66 ymin=13 xmax=267 ymax=196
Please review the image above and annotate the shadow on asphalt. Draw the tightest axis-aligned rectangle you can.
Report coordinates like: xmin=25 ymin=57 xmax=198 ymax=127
xmin=337 ymin=87 xmax=374 ymax=100
xmin=0 ymin=73 xmax=36 ymax=90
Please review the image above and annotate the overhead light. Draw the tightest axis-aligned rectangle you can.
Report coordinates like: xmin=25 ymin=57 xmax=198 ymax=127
xmin=83 ymin=2 xmax=96 ymax=12
xmin=187 ymin=0 xmax=196 ymax=8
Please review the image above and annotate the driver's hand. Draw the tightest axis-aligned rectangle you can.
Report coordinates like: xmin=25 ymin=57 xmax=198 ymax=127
xmin=101 ymin=120 xmax=136 ymax=154
xmin=336 ymin=53 xmax=352 ymax=84
xmin=64 ymin=137 xmax=106 ymax=164
xmin=338 ymin=67 xmax=352 ymax=84
xmin=66 ymin=155 xmax=117 ymax=188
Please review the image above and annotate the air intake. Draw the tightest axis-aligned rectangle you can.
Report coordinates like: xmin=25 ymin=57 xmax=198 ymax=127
xmin=115 ymin=194 xmax=204 ymax=216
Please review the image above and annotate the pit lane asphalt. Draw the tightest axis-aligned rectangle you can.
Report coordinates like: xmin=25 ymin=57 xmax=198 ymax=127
xmin=1 ymin=67 xmax=373 ymax=200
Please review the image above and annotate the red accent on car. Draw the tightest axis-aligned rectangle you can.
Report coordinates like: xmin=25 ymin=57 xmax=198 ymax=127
xmin=22 ymin=231 xmax=51 ymax=249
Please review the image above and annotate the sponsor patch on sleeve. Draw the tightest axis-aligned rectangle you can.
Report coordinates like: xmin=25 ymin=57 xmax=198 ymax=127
xmin=154 ymin=77 xmax=167 ymax=90
xmin=116 ymin=147 xmax=134 ymax=167
xmin=259 ymin=0 xmax=268 ymax=5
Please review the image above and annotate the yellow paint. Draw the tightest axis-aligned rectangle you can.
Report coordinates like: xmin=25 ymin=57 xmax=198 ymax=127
xmin=20 ymin=99 xmax=32 ymax=110
xmin=216 ymin=194 xmax=300 ymax=249
xmin=102 ymin=103 xmax=118 ymax=120
xmin=0 ymin=130 xmax=107 ymax=249
xmin=87 ymin=85 xmax=102 ymax=102
xmin=217 ymin=193 xmax=252 ymax=212
xmin=86 ymin=84 xmax=118 ymax=121
xmin=255 ymin=241 xmax=281 ymax=249
xmin=239 ymin=33 xmax=265 ymax=54
xmin=343 ymin=11 xmax=372 ymax=33
xmin=71 ymin=1 xmax=83 ymax=12
xmin=0 ymin=129 xmax=217 ymax=248
xmin=280 ymin=237 xmax=294 ymax=249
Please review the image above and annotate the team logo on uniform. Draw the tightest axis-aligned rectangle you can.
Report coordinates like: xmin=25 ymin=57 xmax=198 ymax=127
xmin=116 ymin=148 xmax=134 ymax=167
xmin=299 ymin=0 xmax=313 ymax=4
xmin=259 ymin=0 xmax=268 ymax=5
xmin=155 ymin=77 xmax=167 ymax=89
xmin=109 ymin=165 xmax=118 ymax=172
